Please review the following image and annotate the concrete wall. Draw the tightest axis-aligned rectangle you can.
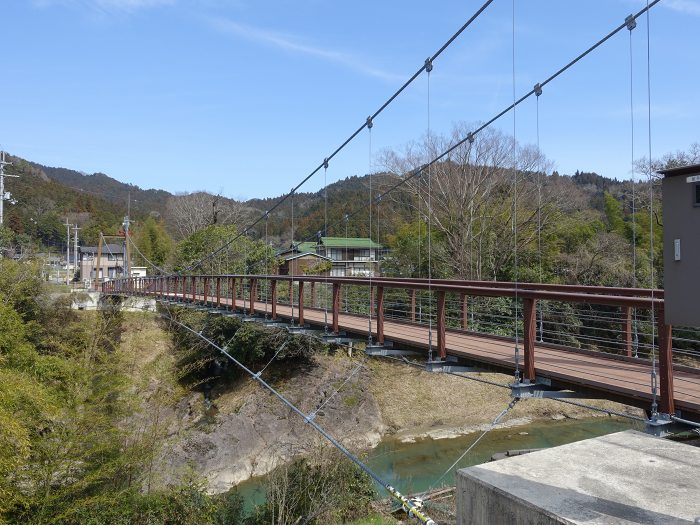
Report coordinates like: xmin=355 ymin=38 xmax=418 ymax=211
xmin=663 ymin=172 xmax=700 ymax=327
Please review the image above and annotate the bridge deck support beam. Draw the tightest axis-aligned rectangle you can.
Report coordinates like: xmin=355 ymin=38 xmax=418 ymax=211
xmin=332 ymin=283 xmax=340 ymax=333
xmin=376 ymin=286 xmax=384 ymax=344
xmin=437 ymin=290 xmax=446 ymax=359
xmin=298 ymin=281 xmax=305 ymax=325
xmin=655 ymin=303 xmax=675 ymax=415
xmin=523 ymin=297 xmax=537 ymax=381
xmin=271 ymin=280 xmax=277 ymax=319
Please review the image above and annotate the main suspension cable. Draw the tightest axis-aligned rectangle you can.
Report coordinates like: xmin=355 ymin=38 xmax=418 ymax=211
xmin=177 ymin=1 xmax=497 ymax=275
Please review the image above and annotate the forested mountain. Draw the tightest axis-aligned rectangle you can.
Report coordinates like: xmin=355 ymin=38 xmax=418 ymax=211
xmin=27 ymin=161 xmax=173 ymax=218
xmin=3 ymin=139 xmax=698 ymax=289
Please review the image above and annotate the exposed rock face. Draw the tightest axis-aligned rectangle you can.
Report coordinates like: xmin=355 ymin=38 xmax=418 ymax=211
xmin=153 ymin=354 xmax=385 ymax=493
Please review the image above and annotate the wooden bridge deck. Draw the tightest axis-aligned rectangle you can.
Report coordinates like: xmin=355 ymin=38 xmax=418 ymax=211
xmin=149 ymin=289 xmax=700 ymax=420
xmin=239 ymin=299 xmax=700 ymax=419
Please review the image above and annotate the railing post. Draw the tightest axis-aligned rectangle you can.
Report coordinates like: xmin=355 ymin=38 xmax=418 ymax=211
xmin=410 ymin=289 xmax=416 ymax=322
xmin=230 ymin=277 xmax=236 ymax=310
xmin=216 ymin=277 xmax=221 ymax=308
xmin=271 ymin=280 xmax=277 ymax=320
xmin=203 ymin=277 xmax=210 ymax=306
xmin=655 ymin=303 xmax=675 ymax=415
xmin=298 ymin=280 xmax=305 ymax=325
xmin=461 ymin=293 xmax=469 ymax=330
xmin=523 ymin=297 xmax=537 ymax=381
xmin=376 ymin=286 xmax=384 ymax=345
xmin=332 ymin=283 xmax=340 ymax=333
xmin=623 ymin=306 xmax=633 ymax=357
xmin=249 ymin=278 xmax=257 ymax=316
xmin=437 ymin=290 xmax=446 ymax=360
xmin=191 ymin=276 xmax=196 ymax=303
xmin=310 ymin=281 xmax=316 ymax=308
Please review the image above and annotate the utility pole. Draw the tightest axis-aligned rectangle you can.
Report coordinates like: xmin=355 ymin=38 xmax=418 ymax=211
xmin=64 ymin=220 xmax=72 ymax=285
xmin=72 ymin=225 xmax=80 ymax=283
xmin=0 ymin=151 xmax=19 ymax=226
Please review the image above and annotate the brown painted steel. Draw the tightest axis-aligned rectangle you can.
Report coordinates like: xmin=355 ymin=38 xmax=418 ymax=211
xmin=332 ymin=283 xmax=340 ymax=333
xmin=271 ymin=280 xmax=277 ymax=319
xmin=461 ymin=293 xmax=468 ymax=330
xmin=523 ymin=298 xmax=537 ymax=381
xmin=623 ymin=306 xmax=633 ymax=357
xmin=298 ymin=281 xmax=305 ymax=325
xmin=249 ymin=279 xmax=257 ymax=315
xmin=376 ymin=286 xmax=385 ymax=345
xmin=216 ymin=277 xmax=221 ymax=308
xmin=656 ymin=303 xmax=675 ymax=415
xmin=437 ymin=290 xmax=446 ymax=359
xmin=203 ymin=277 xmax=209 ymax=305
xmin=410 ymin=289 xmax=416 ymax=322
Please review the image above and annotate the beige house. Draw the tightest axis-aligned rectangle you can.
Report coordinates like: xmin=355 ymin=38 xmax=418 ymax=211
xmin=79 ymin=243 xmax=125 ymax=284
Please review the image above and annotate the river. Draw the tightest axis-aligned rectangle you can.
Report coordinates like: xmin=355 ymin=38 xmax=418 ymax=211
xmin=235 ymin=416 xmax=640 ymax=511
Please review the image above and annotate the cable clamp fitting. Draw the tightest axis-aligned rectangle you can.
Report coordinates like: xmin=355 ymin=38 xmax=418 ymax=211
xmin=534 ymin=83 xmax=543 ymax=97
xmin=467 ymin=132 xmax=475 ymax=145
xmin=424 ymin=57 xmax=433 ymax=73
xmin=323 ymin=158 xmax=329 ymax=169
xmin=625 ymin=14 xmax=637 ymax=31
xmin=366 ymin=116 xmax=373 ymax=129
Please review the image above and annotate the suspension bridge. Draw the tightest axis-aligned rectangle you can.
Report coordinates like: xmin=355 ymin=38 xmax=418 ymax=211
xmin=96 ymin=0 xmax=700 ymax=522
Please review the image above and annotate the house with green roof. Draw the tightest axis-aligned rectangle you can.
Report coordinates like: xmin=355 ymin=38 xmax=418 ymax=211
xmin=280 ymin=237 xmax=384 ymax=277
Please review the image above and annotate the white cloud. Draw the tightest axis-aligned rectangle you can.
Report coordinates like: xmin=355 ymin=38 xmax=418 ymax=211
xmin=664 ymin=0 xmax=700 ymax=15
xmin=205 ymin=16 xmax=401 ymax=82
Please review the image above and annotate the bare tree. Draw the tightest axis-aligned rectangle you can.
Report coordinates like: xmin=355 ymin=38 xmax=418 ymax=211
xmin=380 ymin=123 xmax=556 ymax=280
xmin=165 ymin=191 xmax=247 ymax=238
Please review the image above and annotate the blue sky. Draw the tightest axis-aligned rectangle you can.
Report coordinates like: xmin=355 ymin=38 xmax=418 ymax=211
xmin=3 ymin=0 xmax=698 ymax=200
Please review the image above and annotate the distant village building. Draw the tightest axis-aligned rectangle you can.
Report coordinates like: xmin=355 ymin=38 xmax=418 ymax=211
xmin=277 ymin=246 xmax=331 ymax=276
xmin=79 ymin=244 xmax=125 ymax=284
xmin=279 ymin=237 xmax=384 ymax=277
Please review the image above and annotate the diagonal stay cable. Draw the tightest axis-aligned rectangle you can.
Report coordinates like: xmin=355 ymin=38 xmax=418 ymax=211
xmin=256 ymin=340 xmax=289 ymax=377
xmin=177 ymin=0 xmax=496 ymax=275
xmin=163 ymin=313 xmax=439 ymax=525
xmin=310 ymin=356 xmax=369 ymax=418
xmin=425 ymin=397 xmax=520 ymax=493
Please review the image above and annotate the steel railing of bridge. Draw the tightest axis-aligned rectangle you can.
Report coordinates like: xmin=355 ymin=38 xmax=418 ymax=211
xmin=104 ymin=274 xmax=700 ymax=419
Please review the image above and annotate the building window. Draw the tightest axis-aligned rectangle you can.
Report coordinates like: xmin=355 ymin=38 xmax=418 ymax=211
xmin=694 ymin=183 xmax=700 ymax=207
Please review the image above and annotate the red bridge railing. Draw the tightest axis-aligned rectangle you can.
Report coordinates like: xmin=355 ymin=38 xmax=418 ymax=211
xmin=104 ymin=274 xmax=684 ymax=415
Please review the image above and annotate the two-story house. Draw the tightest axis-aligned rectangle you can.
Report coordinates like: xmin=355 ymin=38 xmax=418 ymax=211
xmin=79 ymin=244 xmax=125 ymax=284
xmin=295 ymin=237 xmax=384 ymax=277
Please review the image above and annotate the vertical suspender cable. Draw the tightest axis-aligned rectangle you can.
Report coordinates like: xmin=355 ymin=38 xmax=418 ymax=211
xmin=627 ymin=14 xmax=640 ymax=357
xmin=291 ymin=189 xmax=296 ymax=326
xmin=511 ymin=0 xmax=521 ymax=382
xmin=323 ymin=159 xmax=329 ymax=332
xmin=645 ymin=0 xmax=658 ymax=415
xmin=426 ymin=59 xmax=434 ymax=363
xmin=367 ymin=117 xmax=374 ymax=345
xmin=265 ymin=212 xmax=269 ymax=319
xmin=535 ymin=85 xmax=544 ymax=343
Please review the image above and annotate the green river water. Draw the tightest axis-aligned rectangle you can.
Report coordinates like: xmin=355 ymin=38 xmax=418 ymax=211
xmin=235 ymin=417 xmax=641 ymax=511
